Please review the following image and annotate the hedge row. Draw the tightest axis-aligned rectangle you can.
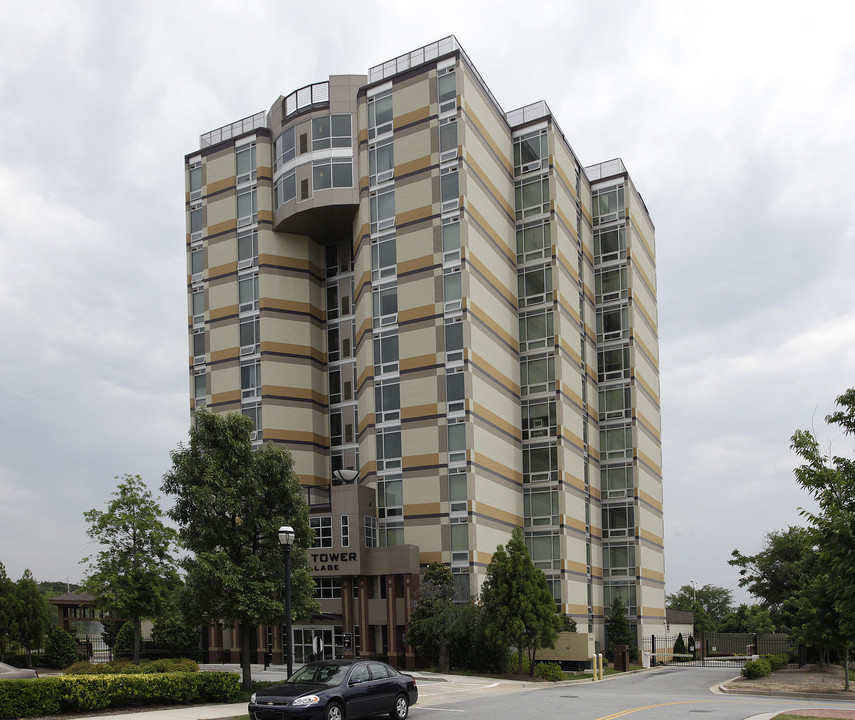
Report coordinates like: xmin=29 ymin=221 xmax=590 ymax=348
xmin=0 ymin=671 xmax=240 ymax=719
xmin=64 ymin=658 xmax=199 ymax=675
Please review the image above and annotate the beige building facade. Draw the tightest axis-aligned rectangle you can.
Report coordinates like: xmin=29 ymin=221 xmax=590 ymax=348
xmin=185 ymin=37 xmax=666 ymax=664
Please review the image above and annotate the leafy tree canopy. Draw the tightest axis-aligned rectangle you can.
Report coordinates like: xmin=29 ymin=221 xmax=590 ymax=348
xmin=82 ymin=474 xmax=179 ymax=663
xmin=720 ymin=604 xmax=775 ymax=634
xmin=15 ymin=569 xmax=51 ymax=666
xmin=666 ymin=583 xmax=733 ymax=632
xmin=162 ymin=410 xmax=318 ymax=689
xmin=480 ymin=527 xmax=559 ymax=675
xmin=605 ymin=594 xmax=633 ymax=659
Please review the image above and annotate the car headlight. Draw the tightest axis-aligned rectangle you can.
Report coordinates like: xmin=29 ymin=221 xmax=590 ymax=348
xmin=250 ymin=693 xmax=257 ymax=704
xmin=292 ymin=695 xmax=320 ymax=706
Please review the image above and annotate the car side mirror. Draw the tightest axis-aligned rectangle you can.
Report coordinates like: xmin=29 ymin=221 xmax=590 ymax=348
xmin=349 ymin=678 xmax=363 ymax=686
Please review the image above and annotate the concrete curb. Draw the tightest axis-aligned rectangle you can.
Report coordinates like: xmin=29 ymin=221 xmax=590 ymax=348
xmin=719 ymin=683 xmax=855 ymax=701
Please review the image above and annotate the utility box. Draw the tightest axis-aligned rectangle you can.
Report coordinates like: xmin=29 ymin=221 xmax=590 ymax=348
xmin=614 ymin=644 xmax=630 ymax=672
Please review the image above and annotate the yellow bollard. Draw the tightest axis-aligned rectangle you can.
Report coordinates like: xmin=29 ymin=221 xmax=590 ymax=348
xmin=598 ymin=653 xmax=604 ymax=681
xmin=591 ymin=655 xmax=597 ymax=680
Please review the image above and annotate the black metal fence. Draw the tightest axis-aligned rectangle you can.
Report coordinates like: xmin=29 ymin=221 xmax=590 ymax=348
xmin=642 ymin=632 xmax=796 ymax=669
xmin=74 ymin=634 xmax=204 ymax=663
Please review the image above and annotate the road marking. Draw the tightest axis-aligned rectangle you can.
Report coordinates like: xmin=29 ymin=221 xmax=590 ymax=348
xmin=415 ymin=708 xmax=466 ymax=712
xmin=596 ymin=701 xmax=707 ymax=719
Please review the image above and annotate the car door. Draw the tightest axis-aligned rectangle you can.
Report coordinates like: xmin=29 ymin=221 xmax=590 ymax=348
xmin=343 ymin=662 xmax=375 ymax=718
xmin=367 ymin=662 xmax=396 ymax=713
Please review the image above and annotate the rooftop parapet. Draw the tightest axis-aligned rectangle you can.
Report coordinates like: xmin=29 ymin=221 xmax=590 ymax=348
xmin=200 ymin=111 xmax=266 ymax=148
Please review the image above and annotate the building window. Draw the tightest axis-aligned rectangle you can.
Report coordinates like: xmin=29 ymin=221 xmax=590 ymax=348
xmin=523 ymin=443 xmax=558 ymax=484
xmin=239 ymin=317 xmax=259 ymax=354
xmin=378 ymin=476 xmax=403 ymax=519
xmin=379 ymin=524 xmax=404 ymax=547
xmin=241 ymin=359 xmax=261 ymax=400
xmin=237 ymin=187 xmax=257 ymax=227
xmin=596 ymin=306 xmax=629 ymax=343
xmin=371 ymin=236 xmax=396 ymax=282
xmin=600 ymin=426 xmax=633 ymax=461
xmin=364 ymin=516 xmax=378 ymax=548
xmin=193 ymin=329 xmax=205 ymax=362
xmin=517 ymin=264 xmax=553 ymax=308
xmin=447 ymin=422 xmax=466 ymax=465
xmin=446 ymin=372 xmax=464 ymax=414
xmin=443 ymin=267 xmax=461 ymax=312
xmin=311 ymin=516 xmax=333 ymax=548
xmin=235 ymin=143 xmax=256 ymax=185
xmin=592 ymin=185 xmax=625 ymax=226
xmin=375 ymin=380 xmax=400 ymax=425
xmin=190 ymin=247 xmax=204 ymax=280
xmin=191 ymin=288 xmax=204 ymax=325
xmin=190 ymin=204 xmax=202 ymax=236
xmin=341 ymin=515 xmax=349 ymax=547
xmin=603 ymin=544 xmax=635 ymax=577
xmin=376 ymin=428 xmax=402 ymax=471
xmin=368 ymin=90 xmax=393 ymax=140
xmin=450 ymin=523 xmax=468 ymax=565
xmin=442 ymin=220 xmax=461 ymax=265
xmin=314 ymin=577 xmax=342 ymax=600
xmin=594 ymin=226 xmax=627 ymax=264
xmin=514 ymin=128 xmax=548 ymax=176
xmin=369 ymin=140 xmax=394 ymax=187
xmin=517 ymin=220 xmax=551 ymax=265
xmin=189 ymin=162 xmax=202 ymax=198
xmin=449 ymin=472 xmax=467 ymax=514
xmin=597 ymin=346 xmax=630 ymax=383
xmin=524 ymin=488 xmax=558 ymax=527
xmin=437 ymin=68 xmax=456 ymax=115
xmin=313 ymin=158 xmax=352 ymax=190
xmin=372 ymin=284 xmax=397 ymax=327
xmin=242 ymin=403 xmax=261 ymax=440
xmin=239 ymin=274 xmax=259 ymax=313
xmin=595 ymin=266 xmax=628 ymax=305
xmin=193 ymin=371 xmax=206 ymax=402
xmin=370 ymin=189 xmax=395 ymax=234
xmin=599 ymin=385 xmax=632 ymax=422
xmin=274 ymin=171 xmax=296 ymax=208
xmin=440 ymin=167 xmax=459 ymax=213
xmin=525 ymin=531 xmax=560 ymax=570
xmin=312 ymin=114 xmax=352 ymax=150
xmin=373 ymin=332 xmax=399 ymax=376
xmin=604 ymin=583 xmax=637 ymax=617
xmin=519 ymin=309 xmax=554 ymax=353
xmin=602 ymin=464 xmax=633 ymax=498
xmin=520 ymin=355 xmax=555 ymax=396
xmin=237 ymin=229 xmax=258 ymax=270
xmin=444 ymin=318 xmax=463 ymax=364
xmin=439 ymin=118 xmax=458 ymax=163
xmin=522 ymin=399 xmax=556 ymax=441
xmin=602 ymin=504 xmax=634 ymax=538
xmin=515 ymin=177 xmax=550 ymax=220
xmin=274 ymin=127 xmax=296 ymax=171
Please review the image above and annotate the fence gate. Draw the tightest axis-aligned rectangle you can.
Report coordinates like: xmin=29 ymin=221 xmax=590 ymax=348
xmin=642 ymin=633 xmax=794 ymax=669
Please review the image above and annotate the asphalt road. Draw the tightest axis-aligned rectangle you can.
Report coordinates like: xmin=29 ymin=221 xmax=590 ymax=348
xmin=412 ymin=667 xmax=855 ymax=720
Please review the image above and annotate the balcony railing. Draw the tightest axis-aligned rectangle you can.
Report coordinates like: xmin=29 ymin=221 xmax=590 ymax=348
xmin=200 ymin=111 xmax=266 ymax=148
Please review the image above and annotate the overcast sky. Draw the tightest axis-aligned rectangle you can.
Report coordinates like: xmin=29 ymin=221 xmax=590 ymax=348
xmin=1 ymin=1 xmax=853 ymax=608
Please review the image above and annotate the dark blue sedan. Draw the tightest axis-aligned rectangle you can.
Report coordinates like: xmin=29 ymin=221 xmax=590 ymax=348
xmin=249 ymin=659 xmax=418 ymax=720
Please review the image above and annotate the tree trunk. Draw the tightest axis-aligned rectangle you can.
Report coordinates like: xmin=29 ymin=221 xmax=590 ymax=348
xmin=133 ymin=618 xmax=141 ymax=664
xmin=240 ymin=624 xmax=253 ymax=691
xmin=438 ymin=636 xmax=449 ymax=673
xmin=845 ymin=645 xmax=850 ymax=692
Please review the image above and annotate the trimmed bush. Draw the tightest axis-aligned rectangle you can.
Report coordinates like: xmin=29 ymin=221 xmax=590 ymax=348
xmin=0 ymin=671 xmax=239 ymax=719
xmin=764 ymin=652 xmax=789 ymax=671
xmin=741 ymin=658 xmax=772 ymax=679
xmin=45 ymin=626 xmax=80 ymax=669
xmin=534 ymin=662 xmax=565 ymax=681
xmin=64 ymin=658 xmax=199 ymax=675
xmin=506 ymin=651 xmax=531 ymax=675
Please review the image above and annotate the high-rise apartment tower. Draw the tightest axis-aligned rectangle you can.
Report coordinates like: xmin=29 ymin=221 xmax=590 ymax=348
xmin=185 ymin=37 xmax=665 ymax=664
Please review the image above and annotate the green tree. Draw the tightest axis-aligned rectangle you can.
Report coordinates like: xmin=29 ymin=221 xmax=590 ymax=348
xmin=605 ymin=594 xmax=633 ymax=661
xmin=15 ymin=569 xmax=50 ymax=667
xmin=729 ymin=526 xmax=814 ymax=631
xmin=82 ymin=474 xmax=179 ymax=664
xmin=666 ymin=584 xmax=734 ymax=632
xmin=406 ymin=562 xmax=456 ymax=671
xmin=44 ymin=625 xmax=78 ymax=669
xmin=719 ymin=604 xmax=775 ymax=634
xmin=673 ymin=632 xmax=687 ymax=657
xmin=162 ymin=410 xmax=318 ymax=691
xmin=0 ymin=562 xmax=17 ymax=661
xmin=480 ymin=527 xmax=559 ymax=675
xmin=790 ymin=387 xmax=855 ymax=689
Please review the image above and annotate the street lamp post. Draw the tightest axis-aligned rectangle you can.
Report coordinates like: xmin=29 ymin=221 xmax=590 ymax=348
xmin=278 ymin=525 xmax=296 ymax=678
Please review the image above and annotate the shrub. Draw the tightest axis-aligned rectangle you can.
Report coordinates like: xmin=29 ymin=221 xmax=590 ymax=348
xmin=64 ymin=658 xmax=198 ymax=675
xmin=0 ymin=677 xmax=62 ymax=719
xmin=741 ymin=658 xmax=772 ymax=679
xmin=114 ymin=621 xmax=135 ymax=659
xmin=534 ymin=662 xmax=565 ymax=681
xmin=506 ymin=651 xmax=531 ymax=675
xmin=763 ymin=652 xmax=789 ymax=671
xmin=45 ymin=626 xmax=80 ymax=669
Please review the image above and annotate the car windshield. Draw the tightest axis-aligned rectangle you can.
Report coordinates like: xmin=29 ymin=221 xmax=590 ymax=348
xmin=287 ymin=664 xmax=348 ymax=686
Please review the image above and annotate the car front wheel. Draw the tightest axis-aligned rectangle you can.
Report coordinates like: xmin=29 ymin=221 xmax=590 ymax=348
xmin=390 ymin=693 xmax=409 ymax=720
xmin=325 ymin=702 xmax=344 ymax=720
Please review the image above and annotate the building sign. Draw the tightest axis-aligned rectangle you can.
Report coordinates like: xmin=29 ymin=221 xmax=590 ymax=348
xmin=310 ymin=549 xmax=360 ymax=575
